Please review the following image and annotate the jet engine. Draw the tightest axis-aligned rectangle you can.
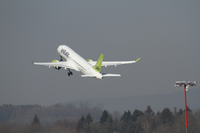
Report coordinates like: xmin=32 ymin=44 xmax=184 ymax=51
xmin=52 ymin=60 xmax=61 ymax=70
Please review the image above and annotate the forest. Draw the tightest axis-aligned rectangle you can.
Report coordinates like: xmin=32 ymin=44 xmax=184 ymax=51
xmin=0 ymin=102 xmax=200 ymax=133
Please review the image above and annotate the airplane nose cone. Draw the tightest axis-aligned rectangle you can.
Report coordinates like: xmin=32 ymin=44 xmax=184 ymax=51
xmin=57 ymin=45 xmax=62 ymax=53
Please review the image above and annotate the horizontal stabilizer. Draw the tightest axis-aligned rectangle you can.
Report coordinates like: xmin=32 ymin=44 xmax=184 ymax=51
xmin=102 ymin=73 xmax=121 ymax=77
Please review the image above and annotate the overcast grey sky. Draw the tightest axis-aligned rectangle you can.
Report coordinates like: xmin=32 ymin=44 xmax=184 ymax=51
xmin=0 ymin=0 xmax=199 ymax=106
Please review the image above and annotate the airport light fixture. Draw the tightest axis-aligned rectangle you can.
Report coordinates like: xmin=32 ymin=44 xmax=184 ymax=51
xmin=174 ymin=81 xmax=197 ymax=133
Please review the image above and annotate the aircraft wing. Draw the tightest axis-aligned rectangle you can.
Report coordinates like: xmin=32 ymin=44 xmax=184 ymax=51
xmin=32 ymin=60 xmax=77 ymax=71
xmin=88 ymin=58 xmax=140 ymax=67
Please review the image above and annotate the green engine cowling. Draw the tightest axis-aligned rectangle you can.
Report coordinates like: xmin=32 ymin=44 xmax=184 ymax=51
xmin=52 ymin=60 xmax=61 ymax=70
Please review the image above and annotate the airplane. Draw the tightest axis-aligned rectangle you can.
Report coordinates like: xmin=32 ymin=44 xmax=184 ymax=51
xmin=32 ymin=45 xmax=140 ymax=79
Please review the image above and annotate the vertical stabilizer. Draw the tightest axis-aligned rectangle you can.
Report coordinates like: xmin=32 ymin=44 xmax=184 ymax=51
xmin=93 ymin=54 xmax=104 ymax=73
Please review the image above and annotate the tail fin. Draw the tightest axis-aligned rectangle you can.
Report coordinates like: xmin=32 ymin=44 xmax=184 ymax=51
xmin=93 ymin=54 xmax=104 ymax=73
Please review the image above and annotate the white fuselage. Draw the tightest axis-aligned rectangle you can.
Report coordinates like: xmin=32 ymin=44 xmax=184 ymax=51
xmin=57 ymin=45 xmax=103 ymax=79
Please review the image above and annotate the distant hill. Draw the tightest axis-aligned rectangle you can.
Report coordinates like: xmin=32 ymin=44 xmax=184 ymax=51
xmin=80 ymin=88 xmax=200 ymax=113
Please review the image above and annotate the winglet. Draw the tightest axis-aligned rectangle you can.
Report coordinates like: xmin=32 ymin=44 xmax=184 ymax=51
xmin=135 ymin=58 xmax=141 ymax=63
xmin=31 ymin=60 xmax=34 ymax=64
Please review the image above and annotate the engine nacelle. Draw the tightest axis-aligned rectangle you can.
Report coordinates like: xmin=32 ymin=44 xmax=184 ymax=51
xmin=87 ymin=59 xmax=93 ymax=62
xmin=52 ymin=60 xmax=61 ymax=70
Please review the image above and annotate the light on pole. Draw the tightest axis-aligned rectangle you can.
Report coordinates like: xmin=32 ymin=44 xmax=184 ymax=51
xmin=174 ymin=81 xmax=197 ymax=133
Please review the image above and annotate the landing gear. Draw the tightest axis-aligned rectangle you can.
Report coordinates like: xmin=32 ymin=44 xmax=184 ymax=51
xmin=60 ymin=56 xmax=63 ymax=61
xmin=59 ymin=56 xmax=73 ymax=76
xmin=68 ymin=72 xmax=73 ymax=76
xmin=67 ymin=68 xmax=73 ymax=76
xmin=68 ymin=71 xmax=73 ymax=76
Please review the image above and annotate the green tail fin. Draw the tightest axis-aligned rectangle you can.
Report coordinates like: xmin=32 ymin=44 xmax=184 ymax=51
xmin=93 ymin=54 xmax=104 ymax=73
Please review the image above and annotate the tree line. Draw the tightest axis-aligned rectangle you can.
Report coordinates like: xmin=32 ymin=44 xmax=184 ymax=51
xmin=0 ymin=102 xmax=104 ymax=124
xmin=0 ymin=103 xmax=200 ymax=133
xmin=74 ymin=106 xmax=200 ymax=133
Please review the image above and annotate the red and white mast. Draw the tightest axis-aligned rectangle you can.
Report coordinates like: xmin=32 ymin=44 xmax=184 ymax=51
xmin=174 ymin=81 xmax=197 ymax=133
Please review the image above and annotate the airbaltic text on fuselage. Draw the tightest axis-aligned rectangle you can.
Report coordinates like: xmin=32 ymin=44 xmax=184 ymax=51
xmin=61 ymin=49 xmax=70 ymax=57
